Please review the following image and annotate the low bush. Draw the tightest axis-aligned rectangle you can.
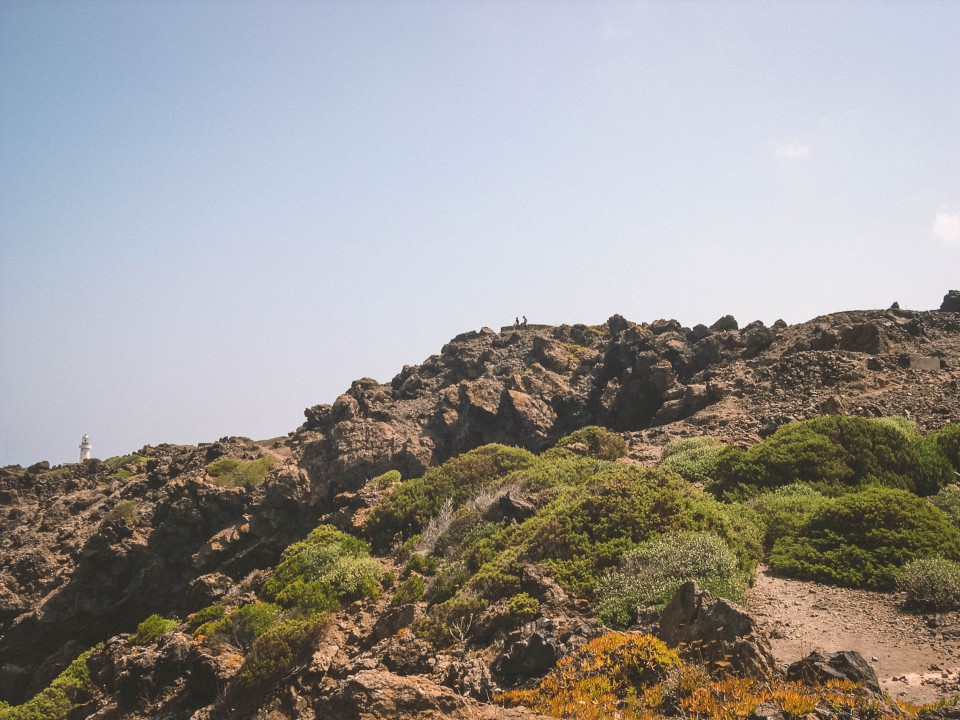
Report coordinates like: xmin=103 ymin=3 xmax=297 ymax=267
xmin=227 ymin=616 xmax=328 ymax=703
xmin=595 ymin=532 xmax=748 ymax=628
xmin=366 ymin=444 xmax=536 ymax=551
xmin=549 ymin=426 xmax=627 ymax=461
xmin=933 ymin=422 xmax=960 ymax=472
xmin=129 ymin=614 xmax=178 ymax=645
xmin=750 ymin=483 xmax=827 ymax=551
xmin=264 ymin=524 xmax=384 ymax=615
xmin=413 ymin=595 xmax=487 ymax=647
xmin=0 ymin=648 xmax=96 ymax=720
xmin=206 ymin=456 xmax=275 ymax=488
xmin=897 ymin=557 xmax=960 ymax=611
xmin=516 ymin=465 xmax=762 ymax=598
xmin=769 ymin=488 xmax=960 ymax=589
xmin=186 ymin=604 xmax=226 ymax=633
xmin=505 ymin=592 xmax=540 ymax=625
xmin=391 ymin=575 xmax=426 ymax=606
xmin=659 ymin=436 xmax=728 ymax=483
xmin=714 ymin=416 xmax=953 ymax=497
xmin=104 ymin=499 xmax=137 ymax=525
xmin=931 ymin=485 xmax=960 ymax=528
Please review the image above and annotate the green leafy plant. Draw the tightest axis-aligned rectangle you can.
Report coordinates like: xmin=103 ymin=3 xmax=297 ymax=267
xmin=714 ymin=416 xmax=953 ymax=497
xmin=769 ymin=487 xmax=960 ymax=589
xmin=104 ymin=499 xmax=137 ymax=525
xmin=366 ymin=444 xmax=536 ymax=551
xmin=659 ymin=436 xmax=728 ymax=483
xmin=505 ymin=592 xmax=540 ymax=625
xmin=550 ymin=426 xmax=627 ymax=461
xmin=596 ymin=532 xmax=748 ymax=628
xmin=0 ymin=648 xmax=96 ymax=720
xmin=206 ymin=456 xmax=275 ymax=488
xmin=931 ymin=485 xmax=960 ymax=527
xmin=129 ymin=614 xmax=178 ymax=645
xmin=226 ymin=616 xmax=328 ymax=703
xmin=932 ymin=422 xmax=960 ymax=472
xmin=749 ymin=483 xmax=827 ymax=551
xmin=897 ymin=557 xmax=960 ymax=611
xmin=264 ymin=524 xmax=384 ymax=615
xmin=186 ymin=603 xmax=226 ymax=633
xmin=391 ymin=575 xmax=426 ymax=606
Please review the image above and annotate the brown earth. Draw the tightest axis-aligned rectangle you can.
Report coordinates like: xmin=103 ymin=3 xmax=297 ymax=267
xmin=746 ymin=565 xmax=960 ymax=705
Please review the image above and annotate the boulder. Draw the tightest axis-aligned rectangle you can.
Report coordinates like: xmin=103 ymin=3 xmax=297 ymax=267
xmin=786 ymin=650 xmax=880 ymax=693
xmin=839 ymin=323 xmax=890 ymax=355
xmin=710 ymin=315 xmax=739 ymax=332
xmin=942 ymin=290 xmax=960 ymax=313
xmin=657 ymin=581 xmax=777 ymax=679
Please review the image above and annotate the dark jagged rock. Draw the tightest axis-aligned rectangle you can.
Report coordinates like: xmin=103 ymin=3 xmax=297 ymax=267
xmin=943 ymin=290 xmax=960 ymax=313
xmin=786 ymin=650 xmax=881 ymax=693
xmin=657 ymin=581 xmax=777 ymax=679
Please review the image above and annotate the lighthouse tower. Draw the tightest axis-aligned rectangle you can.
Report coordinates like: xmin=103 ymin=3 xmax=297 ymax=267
xmin=79 ymin=434 xmax=92 ymax=462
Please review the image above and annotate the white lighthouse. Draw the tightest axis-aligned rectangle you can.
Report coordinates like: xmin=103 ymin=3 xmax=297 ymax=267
xmin=79 ymin=434 xmax=92 ymax=462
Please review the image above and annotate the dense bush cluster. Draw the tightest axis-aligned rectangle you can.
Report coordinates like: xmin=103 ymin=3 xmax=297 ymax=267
xmin=768 ymin=488 xmax=960 ymax=589
xmin=933 ymin=422 xmax=960 ymax=472
xmin=931 ymin=485 xmax=960 ymax=528
xmin=714 ymin=416 xmax=953 ymax=498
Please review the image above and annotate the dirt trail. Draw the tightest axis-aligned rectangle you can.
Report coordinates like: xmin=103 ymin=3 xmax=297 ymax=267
xmin=745 ymin=566 xmax=960 ymax=705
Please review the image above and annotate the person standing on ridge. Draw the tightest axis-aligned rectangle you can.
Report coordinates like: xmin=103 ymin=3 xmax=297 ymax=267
xmin=522 ymin=315 xmax=528 ymax=329
xmin=514 ymin=317 xmax=520 ymax=330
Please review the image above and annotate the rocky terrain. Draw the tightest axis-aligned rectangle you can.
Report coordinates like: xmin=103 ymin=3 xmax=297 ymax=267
xmin=1 ymin=291 xmax=959 ymax=719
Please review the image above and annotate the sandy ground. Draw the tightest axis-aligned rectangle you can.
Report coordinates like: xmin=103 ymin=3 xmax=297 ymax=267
xmin=745 ymin=566 xmax=960 ymax=705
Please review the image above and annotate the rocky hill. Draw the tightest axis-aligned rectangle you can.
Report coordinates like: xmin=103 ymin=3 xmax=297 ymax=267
xmin=1 ymin=291 xmax=959 ymax=719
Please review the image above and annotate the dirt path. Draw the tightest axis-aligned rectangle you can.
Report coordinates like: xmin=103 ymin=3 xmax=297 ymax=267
xmin=745 ymin=566 xmax=960 ymax=705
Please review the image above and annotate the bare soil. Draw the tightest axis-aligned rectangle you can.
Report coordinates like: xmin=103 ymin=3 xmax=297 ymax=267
xmin=746 ymin=566 xmax=960 ymax=705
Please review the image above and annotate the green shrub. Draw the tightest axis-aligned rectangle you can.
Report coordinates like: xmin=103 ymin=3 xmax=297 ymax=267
xmin=264 ymin=524 xmax=384 ymax=615
xmin=129 ymin=614 xmax=177 ymax=645
xmin=769 ymin=488 xmax=960 ymax=589
xmin=550 ymin=426 xmax=627 ymax=461
xmin=933 ymin=422 xmax=960 ymax=472
xmin=714 ymin=416 xmax=953 ymax=497
xmin=104 ymin=499 xmax=137 ymax=525
xmin=0 ymin=648 xmax=96 ymax=720
xmin=187 ymin=604 xmax=227 ymax=633
xmin=391 ymin=575 xmax=426 ymax=606
xmin=413 ymin=595 xmax=488 ymax=647
xmin=505 ymin=592 xmax=540 ymax=625
xmin=228 ymin=616 xmax=327 ymax=700
xmin=515 ymin=465 xmax=762 ymax=597
xmin=659 ymin=436 xmax=728 ymax=482
xmin=750 ymin=484 xmax=827 ymax=551
xmin=897 ymin=557 xmax=960 ymax=611
xmin=405 ymin=551 xmax=439 ymax=575
xmin=223 ymin=602 xmax=282 ymax=650
xmin=206 ymin=456 xmax=275 ymax=488
xmin=369 ymin=469 xmax=402 ymax=490
xmin=366 ymin=444 xmax=536 ymax=551
xmin=595 ymin=532 xmax=748 ymax=628
xmin=931 ymin=485 xmax=960 ymax=527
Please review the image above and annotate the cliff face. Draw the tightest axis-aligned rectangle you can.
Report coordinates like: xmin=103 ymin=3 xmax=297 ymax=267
xmin=1 ymin=299 xmax=959 ymax=712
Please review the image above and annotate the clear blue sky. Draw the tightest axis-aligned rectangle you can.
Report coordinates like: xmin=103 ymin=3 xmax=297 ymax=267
xmin=2 ymin=1 xmax=958 ymax=466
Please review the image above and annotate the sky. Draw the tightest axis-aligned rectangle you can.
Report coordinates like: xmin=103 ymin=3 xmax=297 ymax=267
xmin=1 ymin=1 xmax=959 ymax=467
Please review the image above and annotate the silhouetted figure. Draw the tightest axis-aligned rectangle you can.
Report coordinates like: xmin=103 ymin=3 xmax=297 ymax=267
xmin=514 ymin=317 xmax=520 ymax=330
xmin=522 ymin=315 xmax=528 ymax=329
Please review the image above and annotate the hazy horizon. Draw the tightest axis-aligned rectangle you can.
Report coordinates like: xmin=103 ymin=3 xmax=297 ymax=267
xmin=2 ymin=1 xmax=958 ymax=467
